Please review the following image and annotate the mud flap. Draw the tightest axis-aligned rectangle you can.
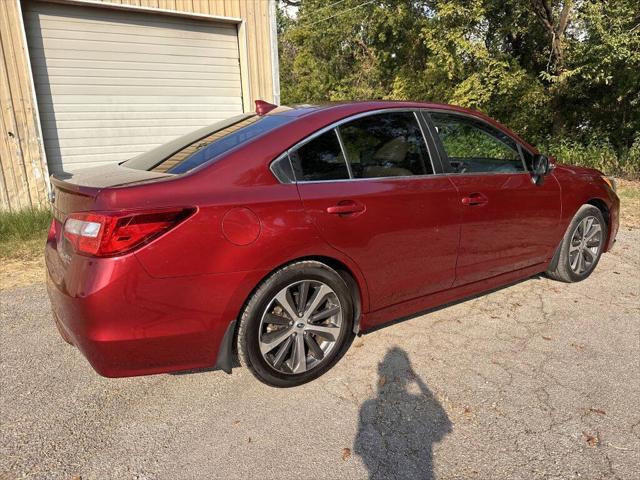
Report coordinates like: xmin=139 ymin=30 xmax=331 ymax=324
xmin=214 ymin=320 xmax=236 ymax=374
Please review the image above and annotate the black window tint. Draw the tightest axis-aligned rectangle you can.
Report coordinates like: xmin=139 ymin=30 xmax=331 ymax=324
xmin=290 ymin=130 xmax=349 ymax=181
xmin=338 ymin=112 xmax=432 ymax=178
xmin=123 ymin=115 xmax=291 ymax=174
xmin=430 ymin=112 xmax=524 ymax=174
xmin=270 ymin=154 xmax=295 ymax=183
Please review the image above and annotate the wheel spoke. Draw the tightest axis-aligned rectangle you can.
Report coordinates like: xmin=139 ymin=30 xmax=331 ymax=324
xmin=303 ymin=284 xmax=332 ymax=319
xmin=297 ymin=281 xmax=310 ymax=315
xmin=584 ymin=217 xmax=594 ymax=237
xmin=275 ymin=289 xmax=298 ymax=321
xmin=272 ymin=335 xmax=293 ymax=369
xmin=304 ymin=332 xmax=324 ymax=360
xmin=569 ymin=243 xmax=580 ymax=253
xmin=306 ymin=324 xmax=339 ymax=341
xmin=577 ymin=251 xmax=585 ymax=273
xmin=291 ymin=333 xmax=307 ymax=373
xmin=264 ymin=313 xmax=291 ymax=326
xmin=583 ymin=248 xmax=596 ymax=261
xmin=570 ymin=251 xmax=580 ymax=270
xmin=260 ymin=328 xmax=293 ymax=355
xmin=585 ymin=224 xmax=601 ymax=241
xmin=310 ymin=305 xmax=340 ymax=323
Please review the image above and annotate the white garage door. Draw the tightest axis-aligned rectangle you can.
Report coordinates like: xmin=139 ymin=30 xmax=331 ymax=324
xmin=24 ymin=1 xmax=244 ymax=174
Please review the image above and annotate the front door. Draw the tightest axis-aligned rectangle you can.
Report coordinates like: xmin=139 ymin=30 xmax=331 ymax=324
xmin=291 ymin=111 xmax=461 ymax=311
xmin=426 ymin=111 xmax=562 ymax=286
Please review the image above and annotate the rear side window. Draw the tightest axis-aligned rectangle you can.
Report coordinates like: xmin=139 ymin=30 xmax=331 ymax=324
xmin=430 ymin=112 xmax=524 ymax=174
xmin=123 ymin=115 xmax=291 ymax=174
xmin=289 ymin=130 xmax=349 ymax=181
xmin=338 ymin=112 xmax=433 ymax=178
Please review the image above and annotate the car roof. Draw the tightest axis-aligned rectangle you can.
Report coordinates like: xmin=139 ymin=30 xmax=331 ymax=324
xmin=266 ymin=100 xmax=468 ymax=118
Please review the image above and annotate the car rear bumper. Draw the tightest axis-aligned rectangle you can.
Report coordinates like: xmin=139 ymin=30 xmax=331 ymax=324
xmin=45 ymin=243 xmax=265 ymax=377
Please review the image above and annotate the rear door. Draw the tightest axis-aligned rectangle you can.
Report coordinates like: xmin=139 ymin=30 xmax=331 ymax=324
xmin=425 ymin=111 xmax=562 ymax=286
xmin=292 ymin=111 xmax=461 ymax=311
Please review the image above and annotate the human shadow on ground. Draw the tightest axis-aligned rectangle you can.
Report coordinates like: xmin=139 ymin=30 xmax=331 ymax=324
xmin=354 ymin=347 xmax=452 ymax=480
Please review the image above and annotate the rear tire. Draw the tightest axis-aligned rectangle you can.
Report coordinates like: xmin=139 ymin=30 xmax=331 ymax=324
xmin=546 ymin=205 xmax=607 ymax=283
xmin=237 ymin=261 xmax=354 ymax=387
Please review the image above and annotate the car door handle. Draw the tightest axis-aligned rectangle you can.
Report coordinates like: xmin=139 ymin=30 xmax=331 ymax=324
xmin=461 ymin=193 xmax=488 ymax=206
xmin=326 ymin=201 xmax=365 ymax=215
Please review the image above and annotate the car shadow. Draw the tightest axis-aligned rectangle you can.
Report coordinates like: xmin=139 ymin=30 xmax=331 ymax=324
xmin=169 ymin=357 xmax=240 ymax=376
xmin=354 ymin=347 xmax=452 ymax=480
xmin=366 ymin=274 xmax=544 ymax=334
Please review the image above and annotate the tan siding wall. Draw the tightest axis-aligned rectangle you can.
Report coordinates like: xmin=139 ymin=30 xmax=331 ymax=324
xmin=0 ymin=0 xmax=277 ymax=210
xmin=0 ymin=0 xmax=49 ymax=211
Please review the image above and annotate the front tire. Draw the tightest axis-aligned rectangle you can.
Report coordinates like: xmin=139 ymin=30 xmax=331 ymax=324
xmin=237 ymin=261 xmax=354 ymax=387
xmin=546 ymin=205 xmax=607 ymax=283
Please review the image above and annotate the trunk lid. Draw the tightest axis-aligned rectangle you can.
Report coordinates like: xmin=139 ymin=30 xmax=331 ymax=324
xmin=50 ymin=164 xmax=172 ymax=218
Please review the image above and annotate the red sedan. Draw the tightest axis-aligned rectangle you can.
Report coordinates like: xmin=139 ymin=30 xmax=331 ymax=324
xmin=45 ymin=101 xmax=620 ymax=387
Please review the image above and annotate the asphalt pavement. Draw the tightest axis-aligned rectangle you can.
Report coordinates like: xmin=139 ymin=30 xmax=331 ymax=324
xmin=1 ymin=228 xmax=638 ymax=480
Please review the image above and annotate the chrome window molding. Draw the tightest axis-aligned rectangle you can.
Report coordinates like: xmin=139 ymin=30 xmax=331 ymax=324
xmin=269 ymin=152 xmax=296 ymax=184
xmin=412 ymin=111 xmax=438 ymax=175
xmin=294 ymin=170 xmax=536 ymax=185
xmin=424 ymin=108 xmax=535 ymax=174
xmin=268 ymin=107 xmax=539 ymax=184
xmin=269 ymin=108 xmax=440 ymax=184
xmin=334 ymin=128 xmax=354 ymax=179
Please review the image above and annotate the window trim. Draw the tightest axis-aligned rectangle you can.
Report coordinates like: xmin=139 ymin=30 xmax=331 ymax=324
xmin=269 ymin=152 xmax=295 ymax=184
xmin=423 ymin=109 xmax=531 ymax=176
xmin=270 ymin=108 xmax=441 ymax=184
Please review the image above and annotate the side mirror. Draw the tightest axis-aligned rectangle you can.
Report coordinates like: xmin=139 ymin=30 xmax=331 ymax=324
xmin=531 ymin=154 xmax=550 ymax=184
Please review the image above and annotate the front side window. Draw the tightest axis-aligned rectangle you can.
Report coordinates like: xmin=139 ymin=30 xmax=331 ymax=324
xmin=430 ymin=112 xmax=524 ymax=174
xmin=289 ymin=130 xmax=349 ymax=181
xmin=338 ymin=112 xmax=433 ymax=178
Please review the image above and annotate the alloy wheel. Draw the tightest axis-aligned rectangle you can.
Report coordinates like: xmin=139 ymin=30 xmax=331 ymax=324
xmin=569 ymin=215 xmax=603 ymax=275
xmin=258 ymin=280 xmax=343 ymax=375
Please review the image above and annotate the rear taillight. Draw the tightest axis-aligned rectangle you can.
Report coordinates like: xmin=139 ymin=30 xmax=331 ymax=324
xmin=63 ymin=208 xmax=194 ymax=257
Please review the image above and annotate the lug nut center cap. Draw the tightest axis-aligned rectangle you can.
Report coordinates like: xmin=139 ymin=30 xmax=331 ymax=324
xmin=296 ymin=322 xmax=305 ymax=329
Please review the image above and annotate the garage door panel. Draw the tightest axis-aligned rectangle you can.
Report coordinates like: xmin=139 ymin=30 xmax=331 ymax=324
xmin=40 ymin=85 xmax=242 ymax=97
xmin=28 ymin=48 xmax=240 ymax=65
xmin=47 ymin=143 xmax=170 ymax=158
xmin=29 ymin=26 xmax=239 ymax=48
xmin=42 ymin=118 xmax=225 ymax=129
xmin=45 ymin=134 xmax=184 ymax=149
xmin=35 ymin=74 xmax=242 ymax=89
xmin=43 ymin=125 xmax=211 ymax=140
xmin=37 ymin=108 xmax=242 ymax=120
xmin=35 ymin=69 xmax=242 ymax=82
xmin=28 ymin=37 xmax=240 ymax=58
xmin=24 ymin=5 xmax=240 ymax=39
xmin=34 ymin=94 xmax=243 ymax=106
xmin=25 ymin=1 xmax=244 ymax=174
xmin=31 ymin=58 xmax=241 ymax=72
xmin=30 ymin=20 xmax=239 ymax=43
xmin=24 ymin=1 xmax=242 ymax=172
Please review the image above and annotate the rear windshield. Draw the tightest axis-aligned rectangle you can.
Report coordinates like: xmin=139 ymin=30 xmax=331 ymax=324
xmin=123 ymin=114 xmax=292 ymax=174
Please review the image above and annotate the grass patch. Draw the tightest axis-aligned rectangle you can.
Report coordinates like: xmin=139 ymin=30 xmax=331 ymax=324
xmin=544 ymin=138 xmax=640 ymax=179
xmin=616 ymin=179 xmax=640 ymax=228
xmin=0 ymin=208 xmax=52 ymax=260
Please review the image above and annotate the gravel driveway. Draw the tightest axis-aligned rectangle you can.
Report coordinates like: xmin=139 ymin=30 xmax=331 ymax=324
xmin=1 ymin=228 xmax=638 ymax=480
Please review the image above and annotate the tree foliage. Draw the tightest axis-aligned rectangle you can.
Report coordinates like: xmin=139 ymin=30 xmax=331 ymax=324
xmin=277 ymin=0 xmax=640 ymax=174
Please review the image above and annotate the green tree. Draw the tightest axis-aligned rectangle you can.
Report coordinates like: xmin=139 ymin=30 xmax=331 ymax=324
xmin=277 ymin=0 xmax=640 ymax=175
